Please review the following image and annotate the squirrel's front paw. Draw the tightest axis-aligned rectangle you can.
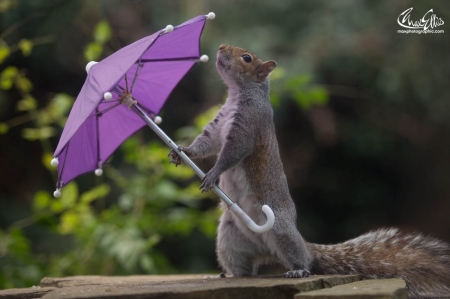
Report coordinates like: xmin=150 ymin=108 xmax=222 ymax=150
xmin=283 ymin=269 xmax=310 ymax=278
xmin=200 ymin=170 xmax=220 ymax=192
xmin=168 ymin=146 xmax=192 ymax=167
xmin=168 ymin=150 xmax=182 ymax=166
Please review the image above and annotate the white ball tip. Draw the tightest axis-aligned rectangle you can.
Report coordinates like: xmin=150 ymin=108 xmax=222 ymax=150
xmin=86 ymin=61 xmax=98 ymax=73
xmin=200 ymin=55 xmax=209 ymax=63
xmin=154 ymin=116 xmax=162 ymax=124
xmin=207 ymin=12 xmax=216 ymax=20
xmin=165 ymin=25 xmax=174 ymax=33
xmin=95 ymin=168 xmax=103 ymax=176
xmin=51 ymin=158 xmax=59 ymax=167
xmin=54 ymin=190 xmax=61 ymax=198
xmin=103 ymin=92 xmax=112 ymax=100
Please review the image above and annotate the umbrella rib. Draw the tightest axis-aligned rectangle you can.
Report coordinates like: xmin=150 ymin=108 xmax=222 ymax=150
xmin=138 ymin=56 xmax=199 ymax=63
xmin=124 ymin=74 xmax=129 ymax=91
xmin=95 ymin=107 xmax=101 ymax=166
xmin=89 ymin=102 xmax=122 ymax=118
xmin=57 ymin=140 xmax=71 ymax=189
xmin=130 ymin=58 xmax=143 ymax=93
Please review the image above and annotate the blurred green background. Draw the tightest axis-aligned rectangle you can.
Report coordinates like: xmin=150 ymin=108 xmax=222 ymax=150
xmin=1 ymin=0 xmax=450 ymax=289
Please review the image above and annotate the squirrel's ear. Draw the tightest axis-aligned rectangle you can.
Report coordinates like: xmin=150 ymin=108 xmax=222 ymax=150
xmin=257 ymin=60 xmax=277 ymax=80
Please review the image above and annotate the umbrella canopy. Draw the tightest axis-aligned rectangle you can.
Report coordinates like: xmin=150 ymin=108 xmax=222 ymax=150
xmin=52 ymin=14 xmax=214 ymax=192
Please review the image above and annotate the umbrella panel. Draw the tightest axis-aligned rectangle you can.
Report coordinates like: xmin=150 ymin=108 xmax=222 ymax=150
xmin=118 ymin=60 xmax=196 ymax=114
xmin=141 ymin=17 xmax=205 ymax=61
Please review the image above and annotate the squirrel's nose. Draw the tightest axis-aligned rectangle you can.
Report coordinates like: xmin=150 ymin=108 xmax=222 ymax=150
xmin=219 ymin=44 xmax=228 ymax=50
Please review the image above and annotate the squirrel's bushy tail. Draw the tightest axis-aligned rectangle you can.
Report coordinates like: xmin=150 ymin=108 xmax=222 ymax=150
xmin=308 ymin=228 xmax=450 ymax=298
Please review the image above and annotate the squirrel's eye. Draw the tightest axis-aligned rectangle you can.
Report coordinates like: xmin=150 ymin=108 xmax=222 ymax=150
xmin=242 ymin=54 xmax=252 ymax=63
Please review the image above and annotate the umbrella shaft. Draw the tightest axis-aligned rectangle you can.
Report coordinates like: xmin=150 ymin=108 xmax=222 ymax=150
xmin=132 ymin=104 xmax=234 ymax=207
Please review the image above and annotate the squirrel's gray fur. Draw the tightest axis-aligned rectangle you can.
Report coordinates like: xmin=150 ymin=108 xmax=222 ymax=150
xmin=169 ymin=44 xmax=450 ymax=298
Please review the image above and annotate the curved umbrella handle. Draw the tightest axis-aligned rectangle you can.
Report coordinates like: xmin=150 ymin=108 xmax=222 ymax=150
xmin=132 ymin=104 xmax=275 ymax=234
xmin=230 ymin=203 xmax=275 ymax=233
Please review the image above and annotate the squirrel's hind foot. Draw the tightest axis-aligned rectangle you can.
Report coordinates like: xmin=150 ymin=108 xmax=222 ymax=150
xmin=283 ymin=269 xmax=310 ymax=278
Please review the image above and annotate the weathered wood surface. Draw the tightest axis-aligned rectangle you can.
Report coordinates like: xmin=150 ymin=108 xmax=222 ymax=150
xmin=295 ymin=278 xmax=407 ymax=299
xmin=0 ymin=274 xmax=408 ymax=299
xmin=0 ymin=286 xmax=55 ymax=299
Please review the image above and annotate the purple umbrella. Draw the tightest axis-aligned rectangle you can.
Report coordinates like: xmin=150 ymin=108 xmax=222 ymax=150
xmin=51 ymin=13 xmax=274 ymax=234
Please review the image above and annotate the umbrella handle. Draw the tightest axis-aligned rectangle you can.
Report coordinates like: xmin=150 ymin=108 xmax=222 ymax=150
xmin=132 ymin=104 xmax=275 ymax=233
xmin=230 ymin=203 xmax=275 ymax=234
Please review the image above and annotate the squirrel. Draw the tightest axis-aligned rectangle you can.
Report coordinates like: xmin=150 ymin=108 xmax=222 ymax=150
xmin=168 ymin=44 xmax=450 ymax=298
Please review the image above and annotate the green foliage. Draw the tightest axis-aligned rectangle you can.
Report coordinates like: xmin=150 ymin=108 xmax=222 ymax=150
xmin=18 ymin=39 xmax=33 ymax=57
xmin=0 ymin=66 xmax=18 ymax=89
xmin=94 ymin=20 xmax=112 ymax=44
xmin=272 ymin=72 xmax=329 ymax=110
xmin=84 ymin=43 xmax=103 ymax=62
xmin=0 ymin=12 xmax=222 ymax=288
xmin=0 ymin=0 xmax=17 ymax=13
xmin=0 ymin=45 xmax=10 ymax=64
xmin=0 ymin=228 xmax=42 ymax=288
xmin=84 ymin=20 xmax=112 ymax=61
xmin=0 ymin=55 xmax=219 ymax=286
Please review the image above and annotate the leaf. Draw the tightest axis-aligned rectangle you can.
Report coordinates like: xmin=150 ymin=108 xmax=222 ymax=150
xmin=165 ymin=163 xmax=194 ymax=179
xmin=140 ymin=255 xmax=155 ymax=272
xmin=0 ymin=123 xmax=9 ymax=134
xmin=0 ymin=66 xmax=17 ymax=90
xmin=285 ymin=74 xmax=312 ymax=91
xmin=38 ymin=93 xmax=74 ymax=126
xmin=152 ymin=180 xmax=179 ymax=200
xmin=308 ymin=86 xmax=329 ymax=106
xmin=42 ymin=152 xmax=54 ymax=171
xmin=59 ymin=211 xmax=80 ymax=234
xmin=3 ymin=229 xmax=31 ymax=259
xmin=22 ymin=127 xmax=57 ymax=140
xmin=194 ymin=105 xmax=221 ymax=129
xmin=121 ymin=136 xmax=140 ymax=163
xmin=118 ymin=194 xmax=134 ymax=211
xmin=269 ymin=67 xmax=285 ymax=81
xmin=84 ymin=42 xmax=102 ymax=61
xmin=34 ymin=190 xmax=51 ymax=210
xmin=15 ymin=76 xmax=33 ymax=93
xmin=0 ymin=0 xmax=18 ymax=13
xmin=0 ymin=45 xmax=10 ymax=64
xmin=293 ymin=92 xmax=312 ymax=110
xmin=50 ymin=200 xmax=63 ymax=213
xmin=94 ymin=20 xmax=112 ymax=44
xmin=16 ymin=95 xmax=37 ymax=111
xmin=146 ymin=234 xmax=161 ymax=247
xmin=59 ymin=182 xmax=78 ymax=209
xmin=198 ymin=210 xmax=220 ymax=238
xmin=80 ymin=184 xmax=110 ymax=204
xmin=52 ymin=93 xmax=73 ymax=113
xmin=18 ymin=39 xmax=33 ymax=56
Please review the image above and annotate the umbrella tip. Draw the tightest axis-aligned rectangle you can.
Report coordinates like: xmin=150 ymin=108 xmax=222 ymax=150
xmin=95 ymin=168 xmax=103 ymax=176
xmin=104 ymin=92 xmax=112 ymax=100
xmin=154 ymin=116 xmax=162 ymax=124
xmin=54 ymin=189 xmax=61 ymax=198
xmin=51 ymin=157 xmax=59 ymax=167
xmin=206 ymin=12 xmax=216 ymax=20
xmin=200 ymin=55 xmax=209 ymax=63
xmin=164 ymin=25 xmax=174 ymax=33
xmin=86 ymin=61 xmax=98 ymax=73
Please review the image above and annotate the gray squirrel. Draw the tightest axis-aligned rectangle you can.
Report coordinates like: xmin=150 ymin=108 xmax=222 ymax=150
xmin=169 ymin=44 xmax=450 ymax=298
